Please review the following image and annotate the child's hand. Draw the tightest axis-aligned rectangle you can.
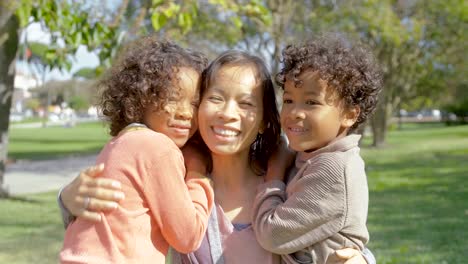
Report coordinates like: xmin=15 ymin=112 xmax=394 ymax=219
xmin=265 ymin=136 xmax=296 ymax=182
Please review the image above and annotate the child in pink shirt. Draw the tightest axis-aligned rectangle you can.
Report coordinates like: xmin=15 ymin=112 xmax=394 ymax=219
xmin=59 ymin=37 xmax=214 ymax=264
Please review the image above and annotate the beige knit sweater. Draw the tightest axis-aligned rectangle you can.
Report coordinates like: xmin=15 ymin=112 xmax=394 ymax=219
xmin=252 ymin=135 xmax=369 ymax=264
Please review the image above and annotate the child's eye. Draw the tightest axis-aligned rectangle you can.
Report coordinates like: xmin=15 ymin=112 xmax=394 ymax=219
xmin=283 ymin=99 xmax=293 ymax=104
xmin=306 ymin=100 xmax=319 ymax=105
xmin=208 ymin=96 xmax=223 ymax=102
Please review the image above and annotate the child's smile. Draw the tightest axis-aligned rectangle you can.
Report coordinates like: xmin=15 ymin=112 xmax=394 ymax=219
xmin=281 ymin=70 xmax=354 ymax=152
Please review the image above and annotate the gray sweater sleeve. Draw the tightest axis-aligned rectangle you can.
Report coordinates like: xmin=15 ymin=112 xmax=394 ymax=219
xmin=252 ymin=157 xmax=347 ymax=255
xmin=57 ymin=187 xmax=76 ymax=228
xmin=362 ymin=248 xmax=376 ymax=264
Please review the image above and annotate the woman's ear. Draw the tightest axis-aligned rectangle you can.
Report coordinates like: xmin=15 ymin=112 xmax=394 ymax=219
xmin=341 ymin=106 xmax=360 ymax=128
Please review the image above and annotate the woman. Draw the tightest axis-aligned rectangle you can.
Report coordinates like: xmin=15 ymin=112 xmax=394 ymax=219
xmin=59 ymin=50 xmax=373 ymax=264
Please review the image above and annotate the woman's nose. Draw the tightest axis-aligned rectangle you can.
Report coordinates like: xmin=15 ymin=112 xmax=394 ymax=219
xmin=218 ymin=101 xmax=238 ymax=121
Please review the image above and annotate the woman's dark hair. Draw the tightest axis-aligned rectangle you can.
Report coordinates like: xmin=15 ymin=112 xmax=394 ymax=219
xmin=199 ymin=50 xmax=281 ymax=175
xmin=276 ymin=34 xmax=383 ymax=131
xmin=98 ymin=36 xmax=208 ymax=136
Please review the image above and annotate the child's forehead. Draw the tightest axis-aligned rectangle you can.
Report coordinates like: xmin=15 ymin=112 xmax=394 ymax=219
xmin=285 ymin=70 xmax=327 ymax=88
xmin=173 ymin=67 xmax=200 ymax=93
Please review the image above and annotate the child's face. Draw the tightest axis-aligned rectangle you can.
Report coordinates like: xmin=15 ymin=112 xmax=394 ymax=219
xmin=143 ymin=67 xmax=200 ymax=148
xmin=198 ymin=65 xmax=264 ymax=156
xmin=281 ymin=70 xmax=357 ymax=152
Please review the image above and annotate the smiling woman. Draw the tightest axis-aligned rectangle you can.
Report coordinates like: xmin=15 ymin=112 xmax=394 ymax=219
xmin=198 ymin=65 xmax=264 ymax=156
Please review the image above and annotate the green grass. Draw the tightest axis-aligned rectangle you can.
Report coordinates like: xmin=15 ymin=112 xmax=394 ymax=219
xmin=0 ymin=192 xmax=64 ymax=264
xmin=361 ymin=124 xmax=468 ymax=263
xmin=8 ymin=122 xmax=110 ymax=160
xmin=1 ymin=124 xmax=467 ymax=263
xmin=10 ymin=117 xmax=44 ymax=124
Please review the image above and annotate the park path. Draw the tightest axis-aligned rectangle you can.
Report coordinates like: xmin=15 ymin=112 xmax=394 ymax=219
xmin=4 ymin=154 xmax=98 ymax=195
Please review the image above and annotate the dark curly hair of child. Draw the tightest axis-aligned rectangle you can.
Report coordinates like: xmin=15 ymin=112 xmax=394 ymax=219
xmin=98 ymin=37 xmax=208 ymax=136
xmin=276 ymin=35 xmax=383 ymax=131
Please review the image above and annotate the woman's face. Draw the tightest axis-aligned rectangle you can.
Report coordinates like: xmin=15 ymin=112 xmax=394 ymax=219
xmin=198 ymin=65 xmax=264 ymax=157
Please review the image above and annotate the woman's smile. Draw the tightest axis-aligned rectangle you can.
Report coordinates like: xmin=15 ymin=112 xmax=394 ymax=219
xmin=198 ymin=64 xmax=263 ymax=156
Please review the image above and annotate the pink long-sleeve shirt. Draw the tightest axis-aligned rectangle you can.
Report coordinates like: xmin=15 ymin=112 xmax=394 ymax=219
xmin=60 ymin=128 xmax=214 ymax=264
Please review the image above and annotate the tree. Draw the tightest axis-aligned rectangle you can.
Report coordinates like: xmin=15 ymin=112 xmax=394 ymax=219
xmin=73 ymin=67 xmax=98 ymax=80
xmin=293 ymin=0 xmax=466 ymax=146
xmin=0 ymin=0 xmax=270 ymax=197
xmin=0 ymin=3 xmax=19 ymax=197
xmin=0 ymin=0 xmax=120 ymax=196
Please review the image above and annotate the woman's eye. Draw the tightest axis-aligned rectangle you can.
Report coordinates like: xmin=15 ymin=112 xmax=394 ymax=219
xmin=306 ymin=100 xmax=319 ymax=105
xmin=240 ymin=101 xmax=254 ymax=107
xmin=283 ymin=99 xmax=292 ymax=104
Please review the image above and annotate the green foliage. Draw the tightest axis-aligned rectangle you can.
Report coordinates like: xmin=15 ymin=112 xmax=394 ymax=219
xmin=68 ymin=96 xmax=89 ymax=111
xmin=14 ymin=0 xmax=120 ymax=71
xmin=7 ymin=0 xmax=465 ymax=147
xmin=72 ymin=67 xmax=98 ymax=79
xmin=24 ymin=98 xmax=40 ymax=111
xmin=444 ymin=99 xmax=468 ymax=124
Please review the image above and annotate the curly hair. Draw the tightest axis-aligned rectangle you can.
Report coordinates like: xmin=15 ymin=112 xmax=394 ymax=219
xmin=98 ymin=37 xmax=208 ymax=136
xmin=276 ymin=35 xmax=383 ymax=131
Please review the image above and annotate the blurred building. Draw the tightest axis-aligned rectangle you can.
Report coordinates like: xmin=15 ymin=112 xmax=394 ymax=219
xmin=12 ymin=71 xmax=42 ymax=114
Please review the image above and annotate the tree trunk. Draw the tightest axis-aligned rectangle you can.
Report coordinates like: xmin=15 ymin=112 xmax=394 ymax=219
xmin=371 ymin=98 xmax=389 ymax=147
xmin=0 ymin=13 xmax=19 ymax=197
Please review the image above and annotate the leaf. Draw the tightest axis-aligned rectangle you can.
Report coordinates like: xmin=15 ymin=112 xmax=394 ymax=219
xmin=151 ymin=13 xmax=167 ymax=31
xmin=152 ymin=0 xmax=164 ymax=7
xmin=45 ymin=49 xmax=56 ymax=61
xmin=231 ymin=16 xmax=243 ymax=29
xmin=178 ymin=13 xmax=186 ymax=28
xmin=16 ymin=2 xmax=32 ymax=27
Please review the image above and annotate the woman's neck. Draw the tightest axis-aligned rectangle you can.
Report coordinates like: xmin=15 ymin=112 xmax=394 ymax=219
xmin=210 ymin=151 xmax=255 ymax=191
xmin=210 ymin=151 xmax=263 ymax=223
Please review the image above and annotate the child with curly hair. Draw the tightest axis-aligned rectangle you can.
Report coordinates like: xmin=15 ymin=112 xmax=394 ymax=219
xmin=252 ymin=35 xmax=383 ymax=264
xmin=59 ymin=37 xmax=214 ymax=264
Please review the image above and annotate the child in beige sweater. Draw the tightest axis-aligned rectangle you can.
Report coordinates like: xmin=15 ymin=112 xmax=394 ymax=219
xmin=252 ymin=35 xmax=383 ymax=264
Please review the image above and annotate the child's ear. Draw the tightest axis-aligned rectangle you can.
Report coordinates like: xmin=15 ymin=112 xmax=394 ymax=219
xmin=341 ymin=106 xmax=360 ymax=128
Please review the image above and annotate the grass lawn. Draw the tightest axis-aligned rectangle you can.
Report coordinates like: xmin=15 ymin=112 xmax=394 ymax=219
xmin=8 ymin=122 xmax=110 ymax=160
xmin=362 ymin=124 xmax=468 ymax=263
xmin=0 ymin=192 xmax=64 ymax=264
xmin=1 ymin=123 xmax=467 ymax=263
